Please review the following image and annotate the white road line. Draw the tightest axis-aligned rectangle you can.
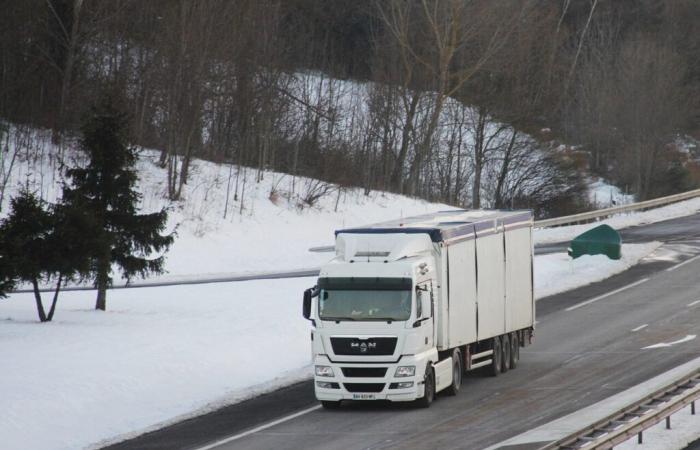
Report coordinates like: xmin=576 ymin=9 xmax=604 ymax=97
xmin=194 ymin=404 xmax=322 ymax=450
xmin=631 ymin=324 xmax=648 ymax=332
xmin=688 ymin=300 xmax=700 ymax=307
xmin=566 ymin=278 xmax=650 ymax=312
xmin=642 ymin=334 xmax=697 ymax=350
xmin=666 ymin=254 xmax=700 ymax=272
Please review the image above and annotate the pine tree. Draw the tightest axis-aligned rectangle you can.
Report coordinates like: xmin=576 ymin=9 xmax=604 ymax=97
xmin=0 ymin=191 xmax=90 ymax=321
xmin=63 ymin=94 xmax=174 ymax=311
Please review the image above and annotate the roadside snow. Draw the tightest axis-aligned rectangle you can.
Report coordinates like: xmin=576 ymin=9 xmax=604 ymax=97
xmin=616 ymin=407 xmax=700 ymax=450
xmin=535 ymin=197 xmax=700 ymax=244
xmin=535 ymin=242 xmax=662 ymax=299
xmin=0 ymin=242 xmax=663 ymax=450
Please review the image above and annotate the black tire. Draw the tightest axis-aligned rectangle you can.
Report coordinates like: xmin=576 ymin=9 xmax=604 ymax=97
xmin=321 ymin=400 xmax=342 ymax=410
xmin=416 ymin=365 xmax=435 ymax=408
xmin=445 ymin=349 xmax=463 ymax=396
xmin=502 ymin=334 xmax=511 ymax=373
xmin=487 ymin=338 xmax=502 ymax=377
xmin=510 ymin=332 xmax=520 ymax=369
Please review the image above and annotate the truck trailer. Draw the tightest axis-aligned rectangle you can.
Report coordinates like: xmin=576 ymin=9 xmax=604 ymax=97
xmin=302 ymin=209 xmax=535 ymax=408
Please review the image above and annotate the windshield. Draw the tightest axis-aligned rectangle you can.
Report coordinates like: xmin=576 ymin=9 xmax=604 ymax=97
xmin=318 ymin=277 xmax=413 ymax=322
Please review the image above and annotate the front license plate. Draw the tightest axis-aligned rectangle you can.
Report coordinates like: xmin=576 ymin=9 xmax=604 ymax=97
xmin=352 ymin=393 xmax=376 ymax=400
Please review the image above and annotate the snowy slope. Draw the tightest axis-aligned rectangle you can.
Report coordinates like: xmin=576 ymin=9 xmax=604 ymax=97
xmin=0 ymin=125 xmax=449 ymax=282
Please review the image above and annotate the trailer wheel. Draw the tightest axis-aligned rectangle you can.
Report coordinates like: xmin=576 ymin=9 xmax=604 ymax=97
xmin=510 ymin=332 xmax=520 ymax=369
xmin=445 ymin=349 xmax=462 ymax=396
xmin=501 ymin=334 xmax=511 ymax=373
xmin=487 ymin=338 xmax=502 ymax=377
xmin=416 ymin=365 xmax=435 ymax=408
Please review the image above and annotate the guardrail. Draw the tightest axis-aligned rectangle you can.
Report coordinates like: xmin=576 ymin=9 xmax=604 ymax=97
xmin=541 ymin=369 xmax=700 ymax=449
xmin=534 ymin=188 xmax=700 ymax=228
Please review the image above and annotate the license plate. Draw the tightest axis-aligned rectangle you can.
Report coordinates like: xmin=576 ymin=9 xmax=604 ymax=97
xmin=352 ymin=393 xmax=376 ymax=400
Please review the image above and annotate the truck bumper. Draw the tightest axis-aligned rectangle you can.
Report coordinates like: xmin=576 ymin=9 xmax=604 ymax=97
xmin=313 ymin=354 xmax=431 ymax=402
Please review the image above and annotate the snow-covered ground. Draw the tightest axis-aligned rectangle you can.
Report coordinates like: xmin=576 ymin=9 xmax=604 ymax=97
xmin=616 ymin=406 xmax=700 ymax=450
xmin=0 ymin=242 xmax=663 ymax=450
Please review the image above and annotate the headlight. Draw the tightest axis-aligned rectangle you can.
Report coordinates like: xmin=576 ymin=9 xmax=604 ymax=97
xmin=315 ymin=365 xmax=334 ymax=377
xmin=395 ymin=366 xmax=415 ymax=377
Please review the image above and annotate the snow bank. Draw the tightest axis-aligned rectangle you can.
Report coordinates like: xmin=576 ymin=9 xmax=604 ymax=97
xmin=535 ymin=242 xmax=662 ymax=299
xmin=535 ymin=197 xmax=700 ymax=245
xmin=0 ymin=242 xmax=663 ymax=450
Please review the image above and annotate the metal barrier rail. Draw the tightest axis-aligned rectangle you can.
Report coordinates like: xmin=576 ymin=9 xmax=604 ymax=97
xmin=534 ymin=188 xmax=700 ymax=228
xmin=541 ymin=370 xmax=700 ymax=450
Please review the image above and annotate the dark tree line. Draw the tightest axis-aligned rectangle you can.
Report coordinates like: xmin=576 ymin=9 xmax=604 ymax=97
xmin=1 ymin=0 xmax=698 ymax=215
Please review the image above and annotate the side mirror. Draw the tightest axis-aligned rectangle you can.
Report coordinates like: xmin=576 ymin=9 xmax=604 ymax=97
xmin=303 ymin=286 xmax=319 ymax=320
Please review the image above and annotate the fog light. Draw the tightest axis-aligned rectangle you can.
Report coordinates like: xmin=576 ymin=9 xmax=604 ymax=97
xmin=316 ymin=381 xmax=339 ymax=389
xmin=394 ymin=366 xmax=415 ymax=377
xmin=315 ymin=365 xmax=334 ymax=377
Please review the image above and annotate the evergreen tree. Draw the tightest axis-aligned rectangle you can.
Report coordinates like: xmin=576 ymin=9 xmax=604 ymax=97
xmin=0 ymin=191 xmax=90 ymax=321
xmin=63 ymin=94 xmax=174 ymax=311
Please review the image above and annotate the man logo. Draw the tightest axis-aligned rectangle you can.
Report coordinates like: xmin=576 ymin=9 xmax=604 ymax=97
xmin=351 ymin=340 xmax=377 ymax=353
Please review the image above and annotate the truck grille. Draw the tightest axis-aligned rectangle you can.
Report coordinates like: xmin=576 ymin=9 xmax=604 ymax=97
xmin=330 ymin=337 xmax=397 ymax=356
xmin=341 ymin=367 xmax=387 ymax=378
xmin=344 ymin=383 xmax=385 ymax=393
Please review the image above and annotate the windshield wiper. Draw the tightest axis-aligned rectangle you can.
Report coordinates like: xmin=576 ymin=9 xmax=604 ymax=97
xmin=321 ymin=316 xmax=357 ymax=322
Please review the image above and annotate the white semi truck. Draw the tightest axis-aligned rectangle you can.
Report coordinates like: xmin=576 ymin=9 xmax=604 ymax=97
xmin=302 ymin=209 xmax=535 ymax=409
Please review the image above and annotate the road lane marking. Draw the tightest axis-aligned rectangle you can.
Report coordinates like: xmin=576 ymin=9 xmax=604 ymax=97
xmin=642 ymin=335 xmax=697 ymax=349
xmin=631 ymin=324 xmax=648 ymax=332
xmin=565 ymin=278 xmax=649 ymax=312
xmin=688 ymin=300 xmax=700 ymax=307
xmin=194 ymin=404 xmax=322 ymax=450
xmin=666 ymin=254 xmax=700 ymax=272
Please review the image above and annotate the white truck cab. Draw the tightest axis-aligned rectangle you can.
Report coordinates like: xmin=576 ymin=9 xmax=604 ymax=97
xmin=303 ymin=210 xmax=534 ymax=409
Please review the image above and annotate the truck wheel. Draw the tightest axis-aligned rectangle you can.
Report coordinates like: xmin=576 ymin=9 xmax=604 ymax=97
xmin=501 ymin=334 xmax=511 ymax=373
xmin=416 ymin=365 xmax=435 ymax=408
xmin=488 ymin=338 xmax=502 ymax=377
xmin=510 ymin=332 xmax=520 ymax=369
xmin=321 ymin=400 xmax=342 ymax=410
xmin=445 ymin=349 xmax=463 ymax=396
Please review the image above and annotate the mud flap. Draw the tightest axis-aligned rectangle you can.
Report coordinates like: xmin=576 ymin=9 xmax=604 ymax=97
xmin=433 ymin=357 xmax=453 ymax=393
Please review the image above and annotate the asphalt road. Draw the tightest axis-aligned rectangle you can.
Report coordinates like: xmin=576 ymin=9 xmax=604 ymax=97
xmin=105 ymin=217 xmax=700 ymax=450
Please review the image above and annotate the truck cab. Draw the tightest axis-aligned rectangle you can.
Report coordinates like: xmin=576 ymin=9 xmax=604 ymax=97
xmin=303 ymin=233 xmax=452 ymax=408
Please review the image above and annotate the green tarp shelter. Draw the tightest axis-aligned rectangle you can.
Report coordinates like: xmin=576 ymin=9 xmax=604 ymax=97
xmin=568 ymin=224 xmax=621 ymax=260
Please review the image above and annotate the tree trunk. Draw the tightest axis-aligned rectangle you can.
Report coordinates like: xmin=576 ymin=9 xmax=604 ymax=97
xmin=31 ymin=278 xmax=47 ymax=322
xmin=95 ymin=248 xmax=110 ymax=311
xmin=46 ymin=275 xmax=63 ymax=321
xmin=95 ymin=281 xmax=107 ymax=311
xmin=391 ymin=92 xmax=419 ymax=192
xmin=494 ymin=131 xmax=517 ymax=208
